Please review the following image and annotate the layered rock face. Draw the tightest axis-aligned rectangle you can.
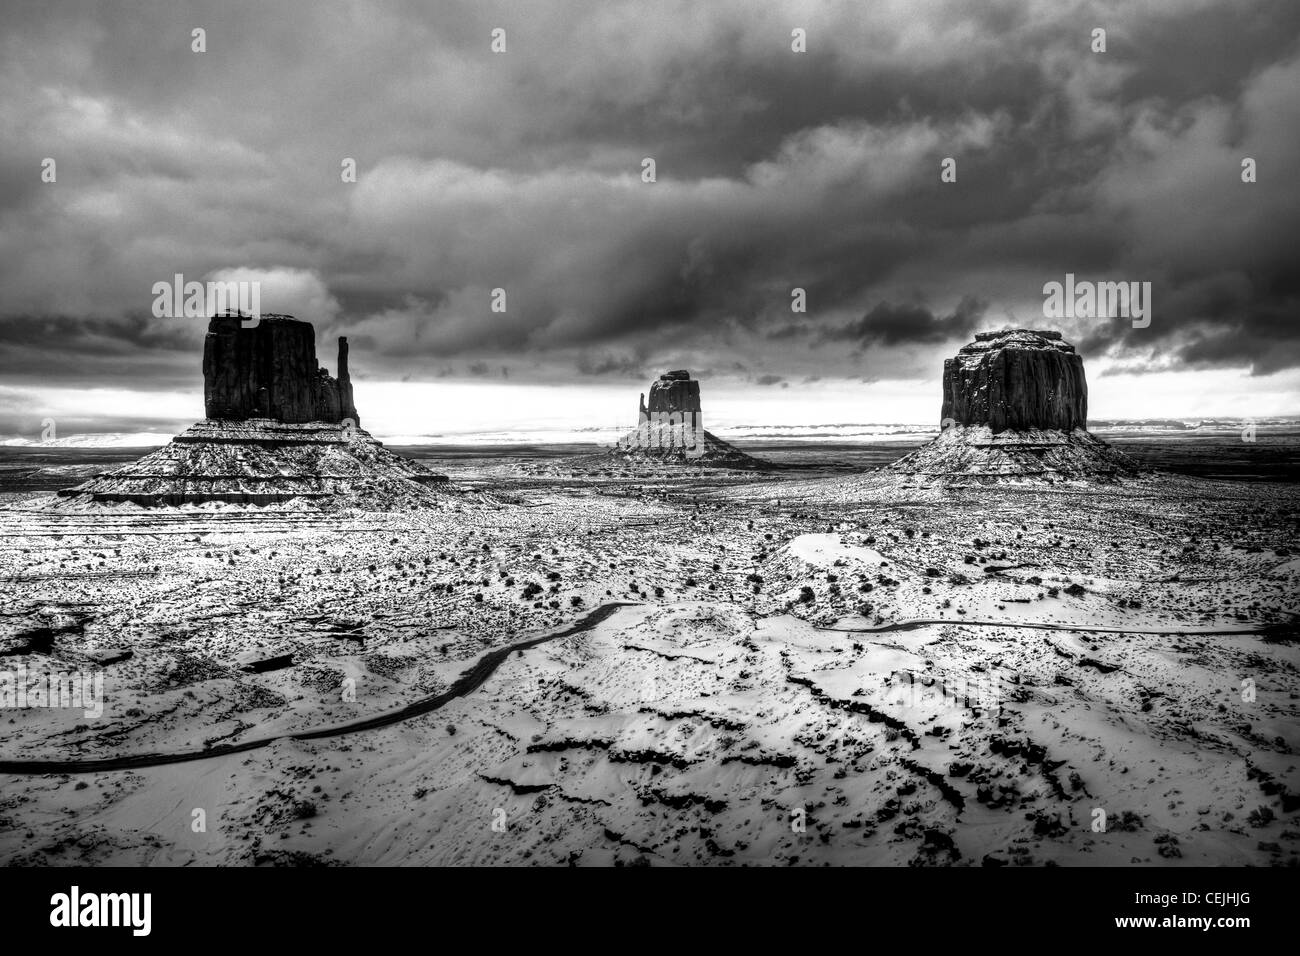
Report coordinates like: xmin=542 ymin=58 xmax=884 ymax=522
xmin=941 ymin=329 xmax=1087 ymax=432
xmin=885 ymin=426 xmax=1140 ymax=484
xmin=59 ymin=421 xmax=450 ymax=507
xmin=203 ymin=314 xmax=359 ymax=427
xmin=888 ymin=329 xmax=1140 ymax=484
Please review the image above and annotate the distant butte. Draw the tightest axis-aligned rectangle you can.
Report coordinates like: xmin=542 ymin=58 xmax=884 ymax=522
xmin=640 ymin=369 xmax=702 ymax=423
xmin=610 ymin=370 xmax=770 ymax=470
xmin=888 ymin=329 xmax=1141 ymax=484
xmin=57 ymin=313 xmax=453 ymax=507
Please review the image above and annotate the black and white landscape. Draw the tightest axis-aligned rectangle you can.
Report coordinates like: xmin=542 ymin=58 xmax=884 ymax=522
xmin=1 ymin=1 xmax=1297 ymax=869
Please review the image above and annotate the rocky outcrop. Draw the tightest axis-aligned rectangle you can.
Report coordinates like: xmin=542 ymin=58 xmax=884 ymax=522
xmin=58 ymin=313 xmax=457 ymax=508
xmin=885 ymin=425 xmax=1141 ymax=484
xmin=941 ymin=329 xmax=1086 ymax=433
xmin=57 ymin=420 xmax=451 ymax=507
xmin=203 ymin=314 xmax=359 ymax=427
xmin=888 ymin=330 xmax=1141 ymax=484
xmin=610 ymin=371 xmax=769 ymax=470
xmin=641 ymin=369 xmax=702 ymax=419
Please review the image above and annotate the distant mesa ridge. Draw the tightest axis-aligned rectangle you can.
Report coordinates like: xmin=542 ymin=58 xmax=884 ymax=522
xmin=57 ymin=312 xmax=451 ymax=507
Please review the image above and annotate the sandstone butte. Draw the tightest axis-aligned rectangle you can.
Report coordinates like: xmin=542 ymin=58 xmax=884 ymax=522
xmin=202 ymin=313 xmax=360 ymax=427
xmin=888 ymin=328 xmax=1141 ymax=483
xmin=57 ymin=314 xmax=451 ymax=507
xmin=612 ymin=370 xmax=769 ymax=469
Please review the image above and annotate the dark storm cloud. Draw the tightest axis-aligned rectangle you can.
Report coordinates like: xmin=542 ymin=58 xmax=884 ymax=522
xmin=0 ymin=313 xmax=206 ymax=390
xmin=1 ymin=0 xmax=1298 ymax=408
xmin=817 ymin=297 xmax=989 ymax=348
xmin=576 ymin=352 xmax=646 ymax=378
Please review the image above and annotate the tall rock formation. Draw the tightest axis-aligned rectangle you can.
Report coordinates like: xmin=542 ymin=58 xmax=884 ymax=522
xmin=58 ymin=313 xmax=452 ymax=507
xmin=608 ymin=370 xmax=769 ymax=470
xmin=940 ymin=329 xmax=1087 ymax=432
xmin=641 ymin=369 xmax=703 ymax=421
xmin=887 ymin=329 xmax=1140 ymax=484
xmin=203 ymin=314 xmax=360 ymax=426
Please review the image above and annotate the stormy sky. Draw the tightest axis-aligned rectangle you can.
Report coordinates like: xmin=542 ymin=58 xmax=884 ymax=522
xmin=2 ymin=0 xmax=1298 ymax=440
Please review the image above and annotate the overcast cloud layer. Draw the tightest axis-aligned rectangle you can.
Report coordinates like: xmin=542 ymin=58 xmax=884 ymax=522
xmin=2 ymin=0 xmax=1298 ymax=436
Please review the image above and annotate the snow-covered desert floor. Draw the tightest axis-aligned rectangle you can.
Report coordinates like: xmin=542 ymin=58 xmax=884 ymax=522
xmin=1 ymin=460 xmax=1296 ymax=866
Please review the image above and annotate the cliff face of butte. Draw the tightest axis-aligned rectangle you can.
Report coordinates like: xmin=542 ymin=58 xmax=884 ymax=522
xmin=941 ymin=329 xmax=1087 ymax=432
xmin=641 ymin=369 xmax=703 ymax=420
xmin=59 ymin=313 xmax=452 ymax=508
xmin=611 ymin=370 xmax=768 ymax=470
xmin=890 ymin=329 xmax=1140 ymax=484
xmin=203 ymin=314 xmax=359 ymax=426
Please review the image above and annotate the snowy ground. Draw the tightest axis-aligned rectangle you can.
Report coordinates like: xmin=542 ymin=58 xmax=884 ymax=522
xmin=0 ymin=466 xmax=1296 ymax=866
